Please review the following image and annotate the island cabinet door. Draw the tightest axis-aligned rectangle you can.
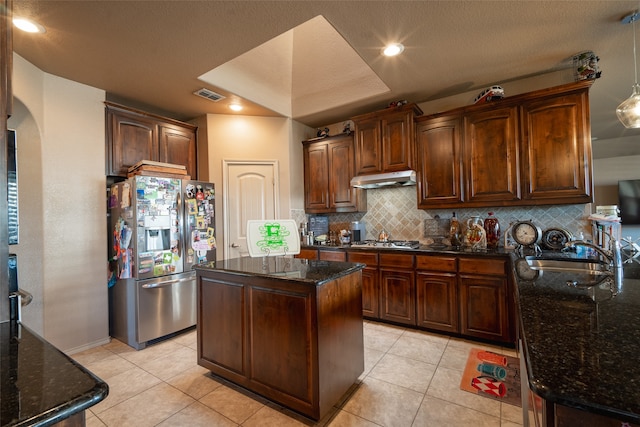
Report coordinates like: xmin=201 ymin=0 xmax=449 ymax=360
xmin=248 ymin=284 xmax=314 ymax=408
xmin=198 ymin=277 xmax=246 ymax=376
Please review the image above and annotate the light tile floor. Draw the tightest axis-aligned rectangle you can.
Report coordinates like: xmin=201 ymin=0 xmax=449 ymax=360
xmin=73 ymin=321 xmax=523 ymax=427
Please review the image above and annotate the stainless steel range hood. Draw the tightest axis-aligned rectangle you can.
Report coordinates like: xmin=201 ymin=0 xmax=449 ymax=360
xmin=350 ymin=170 xmax=417 ymax=189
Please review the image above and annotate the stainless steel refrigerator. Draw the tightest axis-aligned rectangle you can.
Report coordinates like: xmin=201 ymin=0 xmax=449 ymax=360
xmin=108 ymin=175 xmax=216 ymax=349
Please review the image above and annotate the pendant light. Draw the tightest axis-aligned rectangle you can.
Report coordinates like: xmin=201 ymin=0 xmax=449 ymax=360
xmin=617 ymin=11 xmax=640 ymax=128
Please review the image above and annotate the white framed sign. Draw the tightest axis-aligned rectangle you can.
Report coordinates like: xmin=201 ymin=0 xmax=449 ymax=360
xmin=246 ymin=219 xmax=300 ymax=257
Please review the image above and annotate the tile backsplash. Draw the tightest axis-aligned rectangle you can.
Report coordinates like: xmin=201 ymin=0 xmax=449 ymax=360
xmin=292 ymin=186 xmax=592 ymax=246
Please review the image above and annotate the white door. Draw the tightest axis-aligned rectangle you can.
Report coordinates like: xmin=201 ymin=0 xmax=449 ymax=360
xmin=224 ymin=161 xmax=278 ymax=259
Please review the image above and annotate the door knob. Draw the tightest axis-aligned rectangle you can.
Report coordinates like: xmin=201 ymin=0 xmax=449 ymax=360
xmin=231 ymin=243 xmax=240 ymax=248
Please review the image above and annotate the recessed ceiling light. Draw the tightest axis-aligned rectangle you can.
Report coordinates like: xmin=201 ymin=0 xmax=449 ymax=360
xmin=229 ymin=103 xmax=243 ymax=112
xmin=13 ymin=17 xmax=46 ymax=34
xmin=382 ymin=43 xmax=404 ymax=57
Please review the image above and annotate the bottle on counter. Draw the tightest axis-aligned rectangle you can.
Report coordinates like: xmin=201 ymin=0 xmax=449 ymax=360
xmin=300 ymin=222 xmax=308 ymax=244
xmin=484 ymin=212 xmax=500 ymax=249
xmin=574 ymin=232 xmax=585 ymax=257
xmin=449 ymin=212 xmax=462 ymax=247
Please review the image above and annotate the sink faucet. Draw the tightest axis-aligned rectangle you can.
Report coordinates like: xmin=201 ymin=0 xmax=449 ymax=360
xmin=565 ymin=232 xmax=623 ymax=268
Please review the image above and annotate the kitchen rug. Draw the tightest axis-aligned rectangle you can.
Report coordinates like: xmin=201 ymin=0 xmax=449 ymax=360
xmin=459 ymin=348 xmax=521 ymax=407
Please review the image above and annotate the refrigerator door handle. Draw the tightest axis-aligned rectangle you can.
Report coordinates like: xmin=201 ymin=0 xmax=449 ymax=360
xmin=176 ymin=191 xmax=182 ymax=258
xmin=141 ymin=277 xmax=192 ymax=289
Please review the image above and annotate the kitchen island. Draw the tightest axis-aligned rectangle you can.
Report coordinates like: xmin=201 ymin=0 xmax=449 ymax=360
xmin=194 ymin=256 xmax=365 ymax=421
xmin=0 ymin=321 xmax=108 ymax=427
xmin=514 ymin=252 xmax=640 ymax=426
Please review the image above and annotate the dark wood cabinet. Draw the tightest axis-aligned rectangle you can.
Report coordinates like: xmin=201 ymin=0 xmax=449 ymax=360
xmin=379 ymin=253 xmax=415 ymax=326
xmin=464 ymin=106 xmax=521 ymax=203
xmin=105 ymin=102 xmax=197 ymax=178
xmin=520 ymin=86 xmax=592 ymax=203
xmin=158 ymin=125 xmax=196 ymax=175
xmin=295 ymin=248 xmax=319 ymax=260
xmin=197 ymin=265 xmax=364 ymax=420
xmin=347 ymin=249 xmax=514 ymax=343
xmin=416 ymin=255 xmax=458 ymax=332
xmin=458 ymin=257 xmax=511 ymax=342
xmin=415 ymin=81 xmax=593 ymax=209
xmin=347 ymin=251 xmax=379 ymax=318
xmin=415 ymin=254 xmax=512 ymax=343
xmin=352 ymin=103 xmax=423 ymax=175
xmin=415 ymin=115 xmax=464 ymax=207
xmin=302 ymin=134 xmax=366 ymax=213
xmin=318 ymin=249 xmax=346 ymax=261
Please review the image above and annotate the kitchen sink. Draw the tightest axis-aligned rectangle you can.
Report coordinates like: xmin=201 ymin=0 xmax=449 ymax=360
xmin=524 ymin=256 xmax=611 ymax=275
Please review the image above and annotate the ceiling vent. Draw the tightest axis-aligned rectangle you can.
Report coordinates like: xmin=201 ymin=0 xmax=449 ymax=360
xmin=193 ymin=88 xmax=226 ymax=102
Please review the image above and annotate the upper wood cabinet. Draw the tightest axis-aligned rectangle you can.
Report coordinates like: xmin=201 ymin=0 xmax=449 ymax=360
xmin=416 ymin=80 xmax=593 ymax=209
xmin=464 ymin=106 xmax=521 ymax=203
xmin=105 ymin=102 xmax=197 ymax=178
xmin=520 ymin=86 xmax=592 ymax=203
xmin=302 ymin=133 xmax=366 ymax=213
xmin=416 ymin=114 xmax=464 ymax=207
xmin=352 ymin=103 xmax=423 ymax=175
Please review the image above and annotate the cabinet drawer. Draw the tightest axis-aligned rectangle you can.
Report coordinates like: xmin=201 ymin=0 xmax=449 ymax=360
xmin=379 ymin=253 xmax=414 ymax=268
xmin=296 ymin=248 xmax=318 ymax=260
xmin=347 ymin=251 xmax=378 ymax=266
xmin=458 ymin=257 xmax=506 ymax=276
xmin=319 ymin=250 xmax=346 ymax=262
xmin=416 ymin=255 xmax=457 ymax=272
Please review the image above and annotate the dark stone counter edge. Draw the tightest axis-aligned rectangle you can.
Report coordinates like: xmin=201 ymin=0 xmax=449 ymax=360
xmin=22 ymin=383 xmax=109 ymax=427
xmin=195 ymin=260 xmax=366 ymax=286
xmin=510 ymin=252 xmax=640 ymax=425
xmin=4 ymin=323 xmax=110 ymax=427
xmin=302 ymin=244 xmax=511 ymax=257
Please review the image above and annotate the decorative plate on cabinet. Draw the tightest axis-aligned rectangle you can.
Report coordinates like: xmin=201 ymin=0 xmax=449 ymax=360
xmin=541 ymin=228 xmax=573 ymax=251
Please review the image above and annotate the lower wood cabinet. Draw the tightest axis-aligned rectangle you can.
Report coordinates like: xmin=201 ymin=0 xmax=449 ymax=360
xmin=379 ymin=252 xmax=415 ymax=326
xmin=417 ymin=254 xmax=512 ymax=343
xmin=347 ymin=251 xmax=379 ymax=318
xmin=318 ymin=249 xmax=346 ymax=261
xmin=295 ymin=248 xmax=319 ymax=260
xmin=416 ymin=255 xmax=458 ymax=332
xmin=458 ymin=257 xmax=511 ymax=342
xmin=345 ymin=249 xmax=514 ymax=343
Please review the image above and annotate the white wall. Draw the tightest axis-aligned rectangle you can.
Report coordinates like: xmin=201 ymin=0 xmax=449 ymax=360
xmin=11 ymin=53 xmax=109 ymax=352
xmin=8 ymin=99 xmax=44 ymax=333
xmin=197 ymin=114 xmax=313 ymax=260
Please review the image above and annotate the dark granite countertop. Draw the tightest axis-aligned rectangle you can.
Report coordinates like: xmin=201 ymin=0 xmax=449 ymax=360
xmin=302 ymin=243 xmax=511 ymax=258
xmin=513 ymin=251 xmax=640 ymax=423
xmin=1 ymin=321 xmax=108 ymax=427
xmin=195 ymin=256 xmax=365 ymax=286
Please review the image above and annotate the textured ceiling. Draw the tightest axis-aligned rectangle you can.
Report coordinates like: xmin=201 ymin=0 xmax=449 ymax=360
xmin=11 ymin=0 xmax=640 ymax=159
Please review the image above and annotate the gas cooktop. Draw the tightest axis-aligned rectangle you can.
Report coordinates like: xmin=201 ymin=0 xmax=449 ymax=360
xmin=350 ymin=240 xmax=420 ymax=250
